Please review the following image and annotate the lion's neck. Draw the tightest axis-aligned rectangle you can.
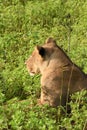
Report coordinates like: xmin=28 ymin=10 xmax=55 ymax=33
xmin=40 ymin=60 xmax=71 ymax=75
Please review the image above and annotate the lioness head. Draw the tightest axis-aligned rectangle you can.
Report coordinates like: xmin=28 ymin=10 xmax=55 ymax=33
xmin=25 ymin=38 xmax=57 ymax=76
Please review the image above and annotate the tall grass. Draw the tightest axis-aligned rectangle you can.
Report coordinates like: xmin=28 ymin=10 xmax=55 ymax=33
xmin=0 ymin=0 xmax=87 ymax=129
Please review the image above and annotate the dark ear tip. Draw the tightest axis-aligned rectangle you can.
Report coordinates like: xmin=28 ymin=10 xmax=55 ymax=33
xmin=45 ymin=37 xmax=57 ymax=46
xmin=45 ymin=37 xmax=55 ymax=43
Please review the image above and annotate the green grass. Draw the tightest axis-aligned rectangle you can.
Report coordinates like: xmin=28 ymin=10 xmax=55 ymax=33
xmin=0 ymin=0 xmax=87 ymax=129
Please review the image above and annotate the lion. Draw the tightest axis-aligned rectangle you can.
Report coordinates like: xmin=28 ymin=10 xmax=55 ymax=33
xmin=25 ymin=37 xmax=87 ymax=107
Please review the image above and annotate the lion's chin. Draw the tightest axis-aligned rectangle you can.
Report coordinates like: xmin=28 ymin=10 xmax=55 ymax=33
xmin=29 ymin=72 xmax=35 ymax=76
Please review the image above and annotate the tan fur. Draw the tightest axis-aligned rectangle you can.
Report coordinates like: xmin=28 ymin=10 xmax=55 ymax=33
xmin=25 ymin=37 xmax=87 ymax=107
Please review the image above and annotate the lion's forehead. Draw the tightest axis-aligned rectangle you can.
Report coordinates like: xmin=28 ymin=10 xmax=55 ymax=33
xmin=28 ymin=50 xmax=41 ymax=62
xmin=29 ymin=51 xmax=37 ymax=59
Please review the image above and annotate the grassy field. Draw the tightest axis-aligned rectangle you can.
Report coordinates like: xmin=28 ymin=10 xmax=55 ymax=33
xmin=0 ymin=0 xmax=87 ymax=129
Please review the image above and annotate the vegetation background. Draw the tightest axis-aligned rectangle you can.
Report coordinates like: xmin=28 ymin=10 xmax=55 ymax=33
xmin=0 ymin=0 xmax=87 ymax=129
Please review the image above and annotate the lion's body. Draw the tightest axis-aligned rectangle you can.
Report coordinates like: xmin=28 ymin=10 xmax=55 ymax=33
xmin=25 ymin=38 xmax=87 ymax=107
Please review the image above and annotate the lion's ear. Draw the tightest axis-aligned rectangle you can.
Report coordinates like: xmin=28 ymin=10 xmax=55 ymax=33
xmin=45 ymin=37 xmax=57 ymax=47
xmin=36 ymin=46 xmax=45 ymax=57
